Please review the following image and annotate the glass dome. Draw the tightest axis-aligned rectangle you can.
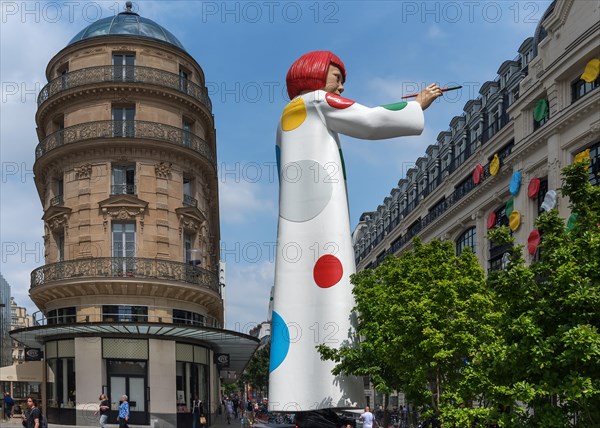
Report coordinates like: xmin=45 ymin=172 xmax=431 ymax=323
xmin=68 ymin=5 xmax=186 ymax=51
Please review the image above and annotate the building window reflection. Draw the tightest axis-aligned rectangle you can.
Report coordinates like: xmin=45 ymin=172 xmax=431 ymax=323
xmin=103 ymin=305 xmax=148 ymax=322
xmin=456 ymin=227 xmax=476 ymax=256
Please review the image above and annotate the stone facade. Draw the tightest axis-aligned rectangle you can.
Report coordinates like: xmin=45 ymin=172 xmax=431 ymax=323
xmin=354 ymin=0 xmax=600 ymax=272
xmin=12 ymin=7 xmax=259 ymax=427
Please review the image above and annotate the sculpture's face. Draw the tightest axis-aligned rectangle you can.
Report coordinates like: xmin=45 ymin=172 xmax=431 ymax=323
xmin=322 ymin=65 xmax=344 ymax=95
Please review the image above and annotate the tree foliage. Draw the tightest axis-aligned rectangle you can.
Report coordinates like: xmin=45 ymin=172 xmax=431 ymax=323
xmin=240 ymin=345 xmax=270 ymax=398
xmin=487 ymin=159 xmax=600 ymax=427
xmin=318 ymin=159 xmax=599 ymax=427
xmin=319 ymin=239 xmax=500 ymax=426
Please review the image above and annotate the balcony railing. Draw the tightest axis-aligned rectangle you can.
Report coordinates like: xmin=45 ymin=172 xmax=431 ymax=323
xmin=37 ymin=65 xmax=212 ymax=112
xmin=50 ymin=195 xmax=64 ymax=206
xmin=30 ymin=305 xmax=222 ymax=329
xmin=183 ymin=194 xmax=198 ymax=207
xmin=35 ymin=120 xmax=215 ymax=166
xmin=111 ymin=184 xmax=136 ymax=195
xmin=482 ymin=114 xmax=509 ymax=144
xmin=30 ymin=257 xmax=220 ymax=293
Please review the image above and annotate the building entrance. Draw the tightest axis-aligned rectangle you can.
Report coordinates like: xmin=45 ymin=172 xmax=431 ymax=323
xmin=107 ymin=360 xmax=148 ymax=425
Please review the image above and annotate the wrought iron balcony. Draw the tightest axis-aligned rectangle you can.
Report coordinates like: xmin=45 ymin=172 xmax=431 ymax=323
xmin=50 ymin=194 xmax=64 ymax=206
xmin=111 ymin=184 xmax=136 ymax=195
xmin=183 ymin=194 xmax=198 ymax=207
xmin=35 ymin=120 xmax=215 ymax=165
xmin=37 ymin=65 xmax=212 ymax=112
xmin=482 ymin=114 xmax=509 ymax=144
xmin=30 ymin=257 xmax=220 ymax=293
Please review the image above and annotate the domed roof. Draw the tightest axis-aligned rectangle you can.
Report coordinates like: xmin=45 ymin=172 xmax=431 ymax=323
xmin=67 ymin=3 xmax=186 ymax=51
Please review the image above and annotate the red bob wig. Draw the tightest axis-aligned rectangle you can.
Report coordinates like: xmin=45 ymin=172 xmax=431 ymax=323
xmin=286 ymin=51 xmax=346 ymax=99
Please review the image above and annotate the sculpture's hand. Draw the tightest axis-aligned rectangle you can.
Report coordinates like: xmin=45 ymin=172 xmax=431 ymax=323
xmin=415 ymin=83 xmax=443 ymax=110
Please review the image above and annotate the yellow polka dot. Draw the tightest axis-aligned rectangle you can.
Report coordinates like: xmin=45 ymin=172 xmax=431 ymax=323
xmin=490 ymin=153 xmax=500 ymax=176
xmin=281 ymin=98 xmax=306 ymax=131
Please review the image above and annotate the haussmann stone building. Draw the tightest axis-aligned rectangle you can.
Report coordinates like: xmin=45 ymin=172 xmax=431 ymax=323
xmin=353 ymin=0 xmax=599 ymax=277
xmin=11 ymin=3 xmax=259 ymax=427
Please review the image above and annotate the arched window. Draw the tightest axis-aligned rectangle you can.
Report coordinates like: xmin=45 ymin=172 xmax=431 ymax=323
xmin=456 ymin=227 xmax=476 ymax=255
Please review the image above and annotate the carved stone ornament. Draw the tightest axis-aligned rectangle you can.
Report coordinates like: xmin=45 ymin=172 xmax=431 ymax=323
xmin=74 ymin=163 xmax=93 ymax=179
xmin=155 ymin=162 xmax=173 ymax=179
xmin=47 ymin=214 xmax=68 ymax=232
xmin=98 ymin=194 xmax=149 ymax=231
xmin=176 ymin=207 xmax=207 ymax=235
xmin=102 ymin=207 xmax=145 ymax=231
xmin=43 ymin=206 xmax=71 ymax=234
xmin=548 ymin=157 xmax=561 ymax=169
xmin=180 ymin=216 xmax=200 ymax=232
xmin=587 ymin=123 xmax=600 ymax=143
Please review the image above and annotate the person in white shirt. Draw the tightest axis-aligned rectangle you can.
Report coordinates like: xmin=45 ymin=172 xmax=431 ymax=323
xmin=360 ymin=406 xmax=375 ymax=428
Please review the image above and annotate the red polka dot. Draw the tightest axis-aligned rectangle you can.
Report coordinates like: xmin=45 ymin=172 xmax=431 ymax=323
xmin=472 ymin=164 xmax=483 ymax=185
xmin=487 ymin=211 xmax=496 ymax=230
xmin=528 ymin=177 xmax=541 ymax=199
xmin=313 ymin=255 xmax=343 ymax=288
xmin=527 ymin=229 xmax=540 ymax=255
xmin=325 ymin=93 xmax=355 ymax=109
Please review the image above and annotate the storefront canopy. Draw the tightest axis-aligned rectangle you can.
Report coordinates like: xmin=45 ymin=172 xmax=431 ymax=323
xmin=11 ymin=323 xmax=259 ymax=374
xmin=0 ymin=361 xmax=45 ymax=382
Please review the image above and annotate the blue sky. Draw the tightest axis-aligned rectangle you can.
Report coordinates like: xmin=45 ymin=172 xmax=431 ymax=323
xmin=0 ymin=0 xmax=553 ymax=332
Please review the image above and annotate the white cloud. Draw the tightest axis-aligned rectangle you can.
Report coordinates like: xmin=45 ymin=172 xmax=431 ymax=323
xmin=0 ymin=13 xmax=73 ymax=313
xmin=223 ymin=260 xmax=274 ymax=332
xmin=218 ymin=178 xmax=276 ymax=224
xmin=426 ymin=25 xmax=447 ymax=40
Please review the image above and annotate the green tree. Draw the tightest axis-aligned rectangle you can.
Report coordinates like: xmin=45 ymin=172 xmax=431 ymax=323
xmin=223 ymin=382 xmax=238 ymax=397
xmin=319 ymin=239 xmax=501 ymax=427
xmin=487 ymin=158 xmax=600 ymax=427
xmin=240 ymin=345 xmax=270 ymax=400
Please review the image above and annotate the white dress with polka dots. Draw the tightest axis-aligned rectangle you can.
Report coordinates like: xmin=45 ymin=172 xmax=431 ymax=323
xmin=269 ymin=90 xmax=424 ymax=412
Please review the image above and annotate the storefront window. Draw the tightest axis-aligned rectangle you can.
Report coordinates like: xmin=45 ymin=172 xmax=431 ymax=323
xmin=47 ymin=358 xmax=76 ymax=408
xmin=175 ymin=343 xmax=209 ymax=418
xmin=12 ymin=382 xmax=41 ymax=399
xmin=175 ymin=361 xmax=207 ymax=413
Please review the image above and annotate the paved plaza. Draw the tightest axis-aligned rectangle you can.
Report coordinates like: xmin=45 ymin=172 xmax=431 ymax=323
xmin=1 ymin=415 xmax=272 ymax=428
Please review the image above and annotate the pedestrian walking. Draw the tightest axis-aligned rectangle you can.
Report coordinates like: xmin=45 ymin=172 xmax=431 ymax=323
xmin=23 ymin=397 xmax=41 ymax=428
xmin=225 ymin=397 xmax=233 ymax=424
xmin=94 ymin=393 xmax=110 ymax=428
xmin=191 ymin=396 xmax=206 ymax=428
xmin=3 ymin=392 xmax=15 ymax=421
xmin=360 ymin=406 xmax=375 ymax=428
xmin=118 ymin=395 xmax=129 ymax=428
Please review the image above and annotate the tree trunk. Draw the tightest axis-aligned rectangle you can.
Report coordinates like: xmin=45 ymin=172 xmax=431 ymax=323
xmin=436 ymin=367 xmax=441 ymax=412
xmin=383 ymin=393 xmax=389 ymax=427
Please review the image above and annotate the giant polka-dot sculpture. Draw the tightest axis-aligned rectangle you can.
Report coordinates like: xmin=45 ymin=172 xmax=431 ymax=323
xmin=314 ymin=254 xmax=343 ymax=288
xmin=269 ymin=311 xmax=290 ymax=372
xmin=279 ymin=160 xmax=333 ymax=222
xmin=271 ymin=88 xmax=425 ymax=412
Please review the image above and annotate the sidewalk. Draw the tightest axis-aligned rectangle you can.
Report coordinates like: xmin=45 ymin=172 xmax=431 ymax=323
xmin=1 ymin=415 xmax=284 ymax=428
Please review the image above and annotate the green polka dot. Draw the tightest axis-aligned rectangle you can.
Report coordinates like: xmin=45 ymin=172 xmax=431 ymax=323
xmin=381 ymin=101 xmax=408 ymax=111
xmin=339 ymin=148 xmax=347 ymax=181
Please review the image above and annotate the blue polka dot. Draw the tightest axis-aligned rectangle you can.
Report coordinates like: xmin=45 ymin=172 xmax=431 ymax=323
xmin=510 ymin=170 xmax=522 ymax=196
xmin=275 ymin=145 xmax=281 ymax=183
xmin=269 ymin=311 xmax=290 ymax=372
